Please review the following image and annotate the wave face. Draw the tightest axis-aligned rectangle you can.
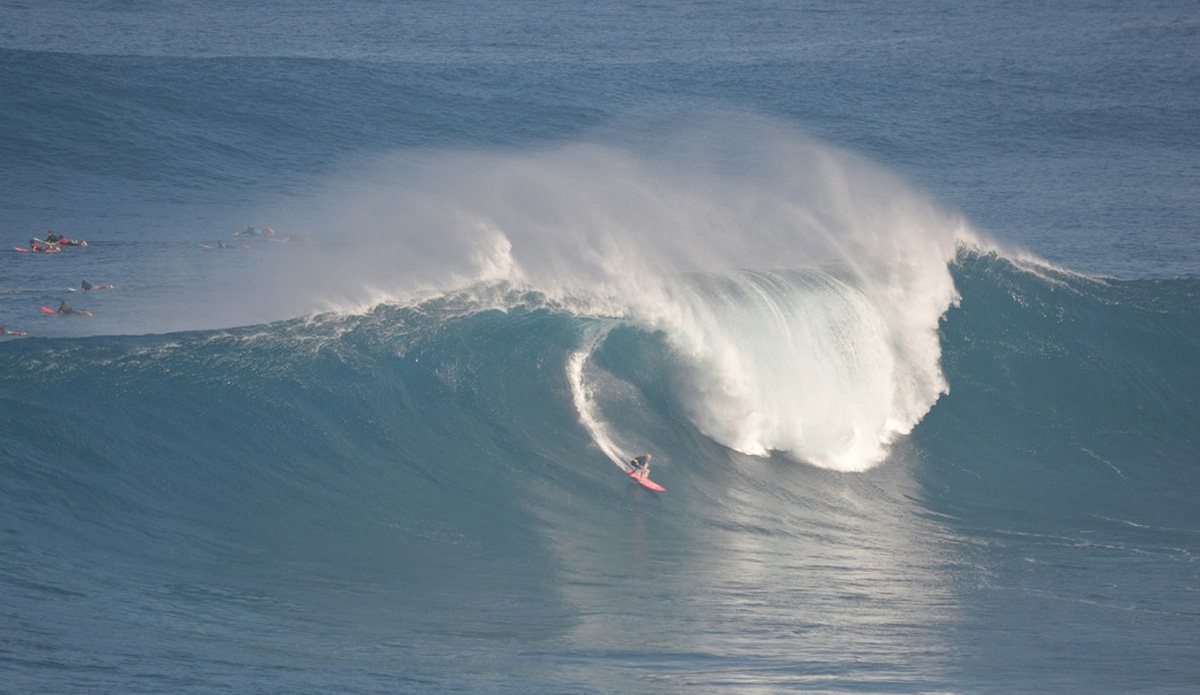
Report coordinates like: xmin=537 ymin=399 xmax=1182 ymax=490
xmin=924 ymin=253 xmax=1200 ymax=521
xmin=251 ymin=123 xmax=970 ymax=473
xmin=2 ymin=251 xmax=1198 ymax=693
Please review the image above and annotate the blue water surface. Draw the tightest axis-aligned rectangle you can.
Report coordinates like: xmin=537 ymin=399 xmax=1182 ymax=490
xmin=2 ymin=2 xmax=1198 ymax=693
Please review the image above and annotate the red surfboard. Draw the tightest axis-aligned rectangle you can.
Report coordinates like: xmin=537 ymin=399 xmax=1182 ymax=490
xmin=628 ymin=469 xmax=665 ymax=492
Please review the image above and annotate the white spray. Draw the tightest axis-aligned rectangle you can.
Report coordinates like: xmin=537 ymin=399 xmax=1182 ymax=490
xmin=264 ymin=115 xmax=977 ymax=471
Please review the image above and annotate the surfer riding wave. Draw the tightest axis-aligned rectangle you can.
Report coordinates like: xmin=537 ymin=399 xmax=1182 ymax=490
xmin=629 ymin=453 xmax=651 ymax=480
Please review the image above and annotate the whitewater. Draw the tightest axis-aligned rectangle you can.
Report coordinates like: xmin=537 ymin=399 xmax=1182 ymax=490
xmin=258 ymin=124 xmax=972 ymax=472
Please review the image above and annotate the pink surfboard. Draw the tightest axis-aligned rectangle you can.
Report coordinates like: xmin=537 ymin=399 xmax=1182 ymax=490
xmin=41 ymin=307 xmax=92 ymax=317
xmin=628 ymin=469 xmax=665 ymax=492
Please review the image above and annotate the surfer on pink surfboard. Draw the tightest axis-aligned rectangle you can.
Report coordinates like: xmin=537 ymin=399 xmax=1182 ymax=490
xmin=629 ymin=453 xmax=652 ymax=480
xmin=627 ymin=453 xmax=665 ymax=491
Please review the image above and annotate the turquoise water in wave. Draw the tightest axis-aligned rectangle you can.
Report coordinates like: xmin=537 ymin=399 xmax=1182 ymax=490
xmin=2 ymin=1 xmax=1199 ymax=693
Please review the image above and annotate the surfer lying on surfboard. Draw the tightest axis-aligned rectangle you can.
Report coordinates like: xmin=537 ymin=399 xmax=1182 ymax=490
xmin=18 ymin=238 xmax=60 ymax=253
xmin=46 ymin=231 xmax=87 ymax=246
xmin=0 ymin=321 xmax=29 ymax=336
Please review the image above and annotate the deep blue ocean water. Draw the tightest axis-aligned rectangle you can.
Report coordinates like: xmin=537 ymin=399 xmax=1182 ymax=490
xmin=2 ymin=1 xmax=1198 ymax=693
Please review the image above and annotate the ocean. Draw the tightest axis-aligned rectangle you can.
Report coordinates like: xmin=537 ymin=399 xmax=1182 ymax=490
xmin=2 ymin=1 xmax=1198 ymax=693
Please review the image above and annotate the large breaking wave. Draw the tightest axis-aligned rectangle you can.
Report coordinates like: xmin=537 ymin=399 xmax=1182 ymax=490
xmin=6 ymin=120 xmax=1197 ymax=597
xmin=3 ymin=244 xmax=1198 ymax=695
xmin=237 ymin=118 xmax=976 ymax=471
xmin=2 ymin=251 xmax=1196 ymax=528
